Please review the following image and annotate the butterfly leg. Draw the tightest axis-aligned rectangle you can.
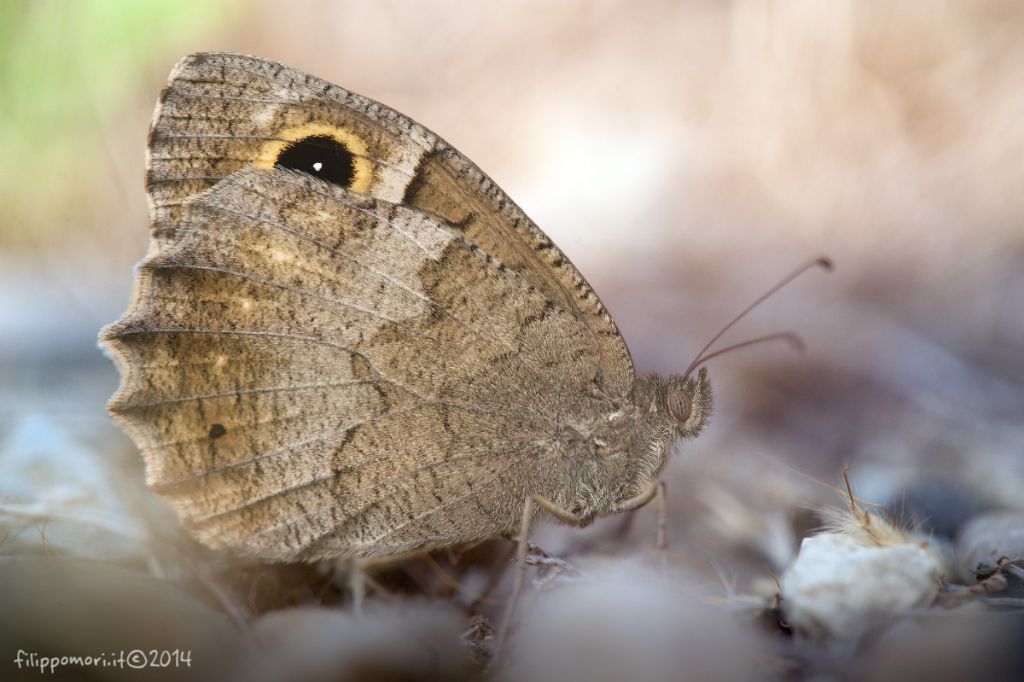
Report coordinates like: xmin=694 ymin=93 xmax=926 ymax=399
xmin=492 ymin=494 xmax=588 ymax=667
xmin=341 ymin=558 xmax=366 ymax=616
xmin=656 ymin=480 xmax=668 ymax=551
xmin=353 ymin=563 xmax=366 ymax=616
xmin=491 ymin=496 xmax=534 ymax=667
xmin=608 ymin=479 xmax=659 ymax=513
xmin=608 ymin=480 xmax=668 ymax=549
xmin=337 ymin=557 xmax=392 ymax=615
xmin=529 ymin=493 xmax=589 ymax=525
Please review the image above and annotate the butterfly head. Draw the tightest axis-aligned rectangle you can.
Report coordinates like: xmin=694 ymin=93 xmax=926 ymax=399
xmin=661 ymin=367 xmax=712 ymax=439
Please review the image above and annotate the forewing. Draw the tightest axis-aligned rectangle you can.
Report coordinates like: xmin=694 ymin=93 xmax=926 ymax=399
xmin=147 ymin=52 xmax=634 ymax=395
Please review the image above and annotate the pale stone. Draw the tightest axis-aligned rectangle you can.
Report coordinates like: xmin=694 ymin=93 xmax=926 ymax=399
xmin=780 ymin=533 xmax=941 ymax=641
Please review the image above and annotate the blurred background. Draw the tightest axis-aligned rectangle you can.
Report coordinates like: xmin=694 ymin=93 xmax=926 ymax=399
xmin=2 ymin=1 xmax=1023 ymax=680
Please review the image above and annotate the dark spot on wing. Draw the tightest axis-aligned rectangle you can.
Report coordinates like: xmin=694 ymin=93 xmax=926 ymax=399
xmin=275 ymin=135 xmax=355 ymax=188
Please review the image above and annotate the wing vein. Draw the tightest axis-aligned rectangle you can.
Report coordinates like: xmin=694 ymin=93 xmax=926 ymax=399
xmin=120 ymin=379 xmax=383 ymax=409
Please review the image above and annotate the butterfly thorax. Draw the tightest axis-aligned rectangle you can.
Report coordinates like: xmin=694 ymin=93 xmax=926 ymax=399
xmin=547 ymin=369 xmax=712 ymax=521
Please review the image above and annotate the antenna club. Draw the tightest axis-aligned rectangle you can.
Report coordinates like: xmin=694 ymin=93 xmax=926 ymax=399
xmin=815 ymin=256 xmax=835 ymax=272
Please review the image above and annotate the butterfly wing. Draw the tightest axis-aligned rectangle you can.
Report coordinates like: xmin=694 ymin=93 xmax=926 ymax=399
xmin=146 ymin=52 xmax=634 ymax=393
xmin=103 ymin=53 xmax=636 ymax=560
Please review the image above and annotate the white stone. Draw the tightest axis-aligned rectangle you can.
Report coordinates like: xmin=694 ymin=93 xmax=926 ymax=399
xmin=780 ymin=533 xmax=941 ymax=641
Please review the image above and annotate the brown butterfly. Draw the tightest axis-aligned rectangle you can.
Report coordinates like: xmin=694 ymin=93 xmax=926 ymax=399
xmin=101 ymin=52 xmax=716 ymax=563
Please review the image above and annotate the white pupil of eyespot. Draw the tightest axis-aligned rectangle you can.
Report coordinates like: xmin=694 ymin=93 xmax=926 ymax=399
xmin=312 ymin=161 xmax=323 ymax=172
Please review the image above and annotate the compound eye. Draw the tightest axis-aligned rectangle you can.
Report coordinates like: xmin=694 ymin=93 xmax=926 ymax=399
xmin=667 ymin=390 xmax=692 ymax=423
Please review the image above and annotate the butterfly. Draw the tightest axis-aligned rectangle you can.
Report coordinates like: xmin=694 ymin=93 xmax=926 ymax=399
xmin=101 ymin=52 xmax=712 ymax=563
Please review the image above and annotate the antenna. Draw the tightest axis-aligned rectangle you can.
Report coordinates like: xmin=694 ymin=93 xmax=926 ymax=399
xmin=683 ymin=256 xmax=833 ymax=377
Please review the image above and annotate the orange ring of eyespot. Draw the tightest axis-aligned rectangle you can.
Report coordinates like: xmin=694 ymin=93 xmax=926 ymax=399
xmin=254 ymin=124 xmax=373 ymax=193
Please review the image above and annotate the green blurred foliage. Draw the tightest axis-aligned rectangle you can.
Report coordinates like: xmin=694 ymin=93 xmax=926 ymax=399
xmin=0 ymin=0 xmax=237 ymax=249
